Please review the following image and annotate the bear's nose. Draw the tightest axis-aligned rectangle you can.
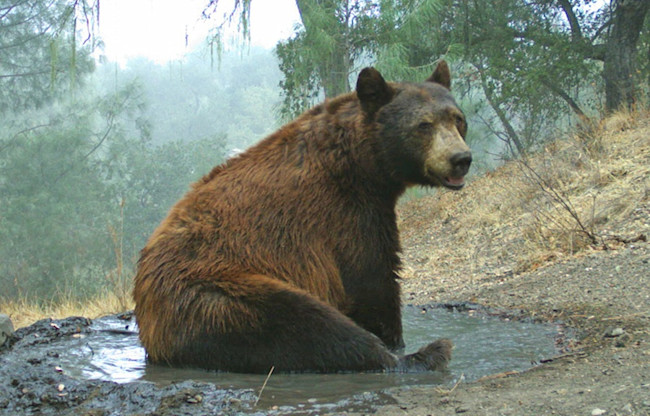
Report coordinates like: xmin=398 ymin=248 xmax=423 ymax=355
xmin=450 ymin=151 xmax=472 ymax=176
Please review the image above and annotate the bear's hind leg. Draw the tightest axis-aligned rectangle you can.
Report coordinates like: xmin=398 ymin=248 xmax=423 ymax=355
xmin=173 ymin=274 xmax=400 ymax=373
xmin=162 ymin=274 xmax=451 ymax=373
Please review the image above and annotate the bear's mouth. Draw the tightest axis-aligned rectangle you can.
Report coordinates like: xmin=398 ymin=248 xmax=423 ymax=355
xmin=442 ymin=176 xmax=465 ymax=190
xmin=425 ymin=168 xmax=466 ymax=190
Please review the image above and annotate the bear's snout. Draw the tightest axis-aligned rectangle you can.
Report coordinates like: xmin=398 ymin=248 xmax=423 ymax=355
xmin=449 ymin=150 xmax=472 ymax=178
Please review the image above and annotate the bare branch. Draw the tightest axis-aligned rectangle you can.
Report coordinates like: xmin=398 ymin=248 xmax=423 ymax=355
xmin=516 ymin=156 xmax=599 ymax=246
xmin=0 ymin=123 xmax=52 ymax=153
xmin=556 ymin=0 xmax=582 ymax=41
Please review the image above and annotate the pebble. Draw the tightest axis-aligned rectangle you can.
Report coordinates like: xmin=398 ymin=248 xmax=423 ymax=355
xmin=610 ymin=328 xmax=624 ymax=336
xmin=604 ymin=327 xmax=624 ymax=337
xmin=591 ymin=409 xmax=606 ymax=415
xmin=0 ymin=314 xmax=14 ymax=346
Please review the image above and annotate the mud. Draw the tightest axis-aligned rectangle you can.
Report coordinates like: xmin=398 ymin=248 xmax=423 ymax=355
xmin=0 ymin=316 xmax=256 ymax=416
xmin=0 ymin=305 xmax=569 ymax=416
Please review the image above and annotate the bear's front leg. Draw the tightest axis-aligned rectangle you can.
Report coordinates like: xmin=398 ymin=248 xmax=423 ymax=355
xmin=346 ymin=274 xmax=405 ymax=351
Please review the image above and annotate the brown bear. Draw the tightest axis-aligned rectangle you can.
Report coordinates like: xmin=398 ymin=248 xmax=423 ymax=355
xmin=133 ymin=61 xmax=471 ymax=374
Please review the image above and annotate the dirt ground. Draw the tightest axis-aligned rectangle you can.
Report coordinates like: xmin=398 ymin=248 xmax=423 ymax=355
xmin=366 ymin=242 xmax=650 ymax=416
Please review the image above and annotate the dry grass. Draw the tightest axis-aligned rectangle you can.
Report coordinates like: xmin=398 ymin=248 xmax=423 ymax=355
xmin=0 ymin=290 xmax=134 ymax=330
xmin=399 ymin=106 xmax=650 ymax=291
xmin=0 ymin=198 xmax=137 ymax=330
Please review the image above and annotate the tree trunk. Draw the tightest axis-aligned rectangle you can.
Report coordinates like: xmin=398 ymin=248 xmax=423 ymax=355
xmin=603 ymin=0 xmax=650 ymax=112
xmin=475 ymin=64 xmax=526 ymax=156
xmin=320 ymin=45 xmax=351 ymax=97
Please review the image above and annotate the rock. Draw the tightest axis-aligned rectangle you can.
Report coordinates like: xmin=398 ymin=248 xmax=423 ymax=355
xmin=611 ymin=328 xmax=624 ymax=336
xmin=591 ymin=408 xmax=607 ymax=415
xmin=604 ymin=327 xmax=624 ymax=337
xmin=0 ymin=314 xmax=14 ymax=346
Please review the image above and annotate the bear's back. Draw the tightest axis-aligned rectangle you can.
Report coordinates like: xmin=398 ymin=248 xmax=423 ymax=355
xmin=136 ymin=92 xmax=390 ymax=308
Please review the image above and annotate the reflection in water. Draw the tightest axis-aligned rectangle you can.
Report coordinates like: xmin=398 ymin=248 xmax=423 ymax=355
xmin=48 ymin=306 xmax=561 ymax=409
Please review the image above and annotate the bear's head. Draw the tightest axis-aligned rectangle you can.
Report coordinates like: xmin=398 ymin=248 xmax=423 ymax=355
xmin=357 ymin=61 xmax=472 ymax=190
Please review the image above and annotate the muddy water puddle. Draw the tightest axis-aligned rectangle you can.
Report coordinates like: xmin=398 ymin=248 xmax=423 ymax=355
xmin=10 ymin=305 xmax=566 ymax=413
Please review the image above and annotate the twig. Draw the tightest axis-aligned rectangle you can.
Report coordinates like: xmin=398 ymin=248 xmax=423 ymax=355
xmin=539 ymin=350 xmax=588 ymax=363
xmin=434 ymin=373 xmax=464 ymax=395
xmin=0 ymin=123 xmax=51 ymax=152
xmin=254 ymin=366 xmax=275 ymax=407
xmin=516 ymin=156 xmax=600 ymax=246
xmin=476 ymin=370 xmax=519 ymax=382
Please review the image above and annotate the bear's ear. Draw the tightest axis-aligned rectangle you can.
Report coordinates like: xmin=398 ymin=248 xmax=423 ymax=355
xmin=356 ymin=67 xmax=394 ymax=117
xmin=426 ymin=60 xmax=451 ymax=90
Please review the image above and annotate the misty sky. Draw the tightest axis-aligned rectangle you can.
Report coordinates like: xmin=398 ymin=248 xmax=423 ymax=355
xmin=99 ymin=0 xmax=301 ymax=63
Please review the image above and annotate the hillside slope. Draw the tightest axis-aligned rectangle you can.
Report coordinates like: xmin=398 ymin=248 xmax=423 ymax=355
xmin=398 ymin=109 xmax=649 ymax=301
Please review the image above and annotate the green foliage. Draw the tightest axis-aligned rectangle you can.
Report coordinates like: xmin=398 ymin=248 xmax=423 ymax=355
xmin=0 ymin=90 xmax=141 ymax=300
xmin=275 ymin=33 xmax=323 ymax=120
xmin=0 ymin=0 xmax=98 ymax=112
xmin=0 ymin=85 xmax=227 ymax=301
xmin=373 ymin=0 xmax=447 ymax=80
xmin=275 ymin=0 xmax=388 ymax=118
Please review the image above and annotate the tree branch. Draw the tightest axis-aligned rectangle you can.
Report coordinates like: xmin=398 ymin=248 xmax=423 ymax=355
xmin=474 ymin=63 xmax=526 ymax=156
xmin=539 ymin=76 xmax=593 ymax=126
xmin=0 ymin=123 xmax=51 ymax=153
xmin=556 ymin=0 xmax=582 ymax=41
xmin=0 ymin=70 xmax=59 ymax=79
xmin=510 ymin=27 xmax=605 ymax=61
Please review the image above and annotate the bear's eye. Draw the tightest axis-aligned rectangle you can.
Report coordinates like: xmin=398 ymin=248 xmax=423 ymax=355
xmin=454 ymin=115 xmax=465 ymax=129
xmin=417 ymin=122 xmax=434 ymax=132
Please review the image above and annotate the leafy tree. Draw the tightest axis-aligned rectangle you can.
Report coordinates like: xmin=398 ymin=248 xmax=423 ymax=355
xmin=0 ymin=0 xmax=99 ymax=113
xmin=0 ymin=88 xmax=145 ymax=300
xmin=600 ymin=0 xmax=649 ymax=111
xmin=204 ymin=0 xmax=648 ymax=155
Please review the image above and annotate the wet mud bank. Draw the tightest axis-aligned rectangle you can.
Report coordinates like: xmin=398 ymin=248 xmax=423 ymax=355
xmin=0 ymin=315 xmax=258 ymax=416
xmin=0 ymin=304 xmax=572 ymax=416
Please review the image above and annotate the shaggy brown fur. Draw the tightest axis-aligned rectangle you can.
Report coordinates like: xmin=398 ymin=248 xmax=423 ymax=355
xmin=133 ymin=61 xmax=471 ymax=373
